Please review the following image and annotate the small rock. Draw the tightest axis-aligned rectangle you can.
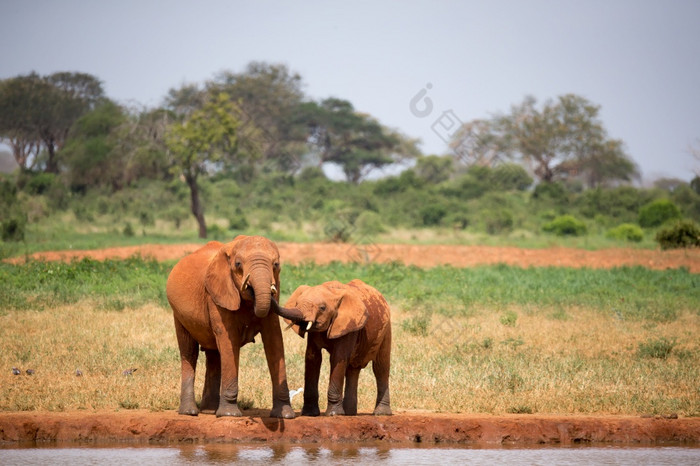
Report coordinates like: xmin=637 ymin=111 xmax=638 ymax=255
xmin=122 ymin=368 xmax=138 ymax=376
xmin=12 ymin=367 xmax=21 ymax=376
xmin=26 ymin=369 xmax=35 ymax=375
xmin=75 ymin=369 xmax=83 ymax=377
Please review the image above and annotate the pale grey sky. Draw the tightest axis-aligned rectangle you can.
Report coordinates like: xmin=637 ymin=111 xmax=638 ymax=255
xmin=2 ymin=0 xmax=699 ymax=181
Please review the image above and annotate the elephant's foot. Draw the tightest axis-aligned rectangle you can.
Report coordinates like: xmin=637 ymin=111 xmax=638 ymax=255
xmin=301 ymin=404 xmax=320 ymax=417
xmin=325 ymin=404 xmax=345 ymax=416
xmin=269 ymin=404 xmax=295 ymax=419
xmin=373 ymin=404 xmax=392 ymax=416
xmin=215 ymin=401 xmax=242 ymax=417
xmin=178 ymin=402 xmax=199 ymax=416
xmin=198 ymin=396 xmax=219 ymax=415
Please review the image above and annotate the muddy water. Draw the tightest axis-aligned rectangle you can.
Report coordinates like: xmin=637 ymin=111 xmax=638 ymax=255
xmin=2 ymin=443 xmax=699 ymax=465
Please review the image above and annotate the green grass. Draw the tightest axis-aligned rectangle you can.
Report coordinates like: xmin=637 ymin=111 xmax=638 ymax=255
xmin=2 ymin=259 xmax=698 ymax=321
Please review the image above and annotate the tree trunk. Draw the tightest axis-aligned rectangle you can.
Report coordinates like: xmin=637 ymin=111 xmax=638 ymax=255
xmin=44 ymin=138 xmax=59 ymax=174
xmin=185 ymin=174 xmax=207 ymax=238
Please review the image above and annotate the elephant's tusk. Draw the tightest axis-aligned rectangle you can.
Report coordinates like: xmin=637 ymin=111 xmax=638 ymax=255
xmin=270 ymin=284 xmax=277 ymax=295
xmin=241 ymin=273 xmax=250 ymax=292
xmin=306 ymin=321 xmax=313 ymax=331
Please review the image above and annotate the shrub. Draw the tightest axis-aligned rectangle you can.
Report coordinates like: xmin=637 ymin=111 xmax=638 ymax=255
xmin=655 ymin=220 xmax=700 ymax=250
xmin=542 ymin=215 xmax=587 ymax=236
xmin=606 ymin=223 xmax=644 ymax=242
xmin=419 ymin=204 xmax=447 ymax=226
xmin=401 ymin=315 xmax=430 ymax=336
xmin=228 ymin=207 xmax=249 ymax=231
xmin=638 ymin=199 xmax=681 ymax=228
xmin=532 ymin=182 xmax=569 ymax=204
xmin=355 ymin=210 xmax=386 ymax=236
xmin=637 ymin=337 xmax=676 ymax=359
xmin=1 ymin=216 xmax=26 ymax=242
xmin=491 ymin=163 xmax=533 ymax=191
xmin=484 ymin=208 xmax=514 ymax=234
xmin=500 ymin=310 xmax=518 ymax=327
xmin=123 ymin=222 xmax=135 ymax=237
xmin=24 ymin=172 xmax=58 ymax=195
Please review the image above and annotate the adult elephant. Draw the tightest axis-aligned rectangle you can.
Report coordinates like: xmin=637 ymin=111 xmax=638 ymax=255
xmin=272 ymin=279 xmax=392 ymax=417
xmin=166 ymin=235 xmax=294 ymax=418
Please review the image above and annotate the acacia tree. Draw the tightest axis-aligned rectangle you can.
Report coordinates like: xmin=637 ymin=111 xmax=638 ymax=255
xmin=300 ymin=98 xmax=419 ymax=183
xmin=503 ymin=94 xmax=638 ymax=186
xmin=0 ymin=72 xmax=104 ymax=173
xmin=165 ymin=92 xmax=247 ymax=238
xmin=0 ymin=73 xmax=46 ymax=170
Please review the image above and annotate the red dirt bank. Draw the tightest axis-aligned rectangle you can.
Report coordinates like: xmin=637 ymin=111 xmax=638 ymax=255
xmin=1 ymin=410 xmax=699 ymax=446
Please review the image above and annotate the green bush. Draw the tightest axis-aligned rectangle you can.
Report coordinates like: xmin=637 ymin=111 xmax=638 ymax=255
xmin=532 ymin=182 xmax=569 ymax=204
xmin=24 ymin=172 xmax=58 ymax=195
xmin=606 ymin=223 xmax=644 ymax=242
xmin=419 ymin=204 xmax=448 ymax=226
xmin=542 ymin=215 xmax=587 ymax=236
xmin=228 ymin=207 xmax=249 ymax=231
xmin=491 ymin=163 xmax=533 ymax=191
xmin=1 ymin=216 xmax=26 ymax=242
xmin=655 ymin=220 xmax=700 ymax=250
xmin=355 ymin=210 xmax=386 ymax=236
xmin=637 ymin=337 xmax=676 ymax=359
xmin=484 ymin=208 xmax=514 ymax=234
xmin=638 ymin=199 xmax=681 ymax=228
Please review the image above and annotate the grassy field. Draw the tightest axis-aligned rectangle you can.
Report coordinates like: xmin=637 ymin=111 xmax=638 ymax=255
xmin=1 ymin=258 xmax=698 ymax=416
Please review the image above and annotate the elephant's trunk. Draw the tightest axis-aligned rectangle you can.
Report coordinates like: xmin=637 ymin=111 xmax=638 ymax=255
xmin=250 ymin=268 xmax=273 ymax=318
xmin=270 ymin=298 xmax=307 ymax=324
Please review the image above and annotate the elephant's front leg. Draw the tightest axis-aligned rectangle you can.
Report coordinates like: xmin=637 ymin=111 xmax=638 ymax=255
xmin=302 ymin=342 xmax=322 ymax=417
xmin=260 ymin=314 xmax=294 ymax=419
xmin=213 ymin=313 xmax=243 ymax=417
xmin=326 ymin=334 xmax=356 ymax=416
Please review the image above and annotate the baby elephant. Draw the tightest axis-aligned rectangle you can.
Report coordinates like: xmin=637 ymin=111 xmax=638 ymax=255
xmin=272 ymin=279 xmax=392 ymax=416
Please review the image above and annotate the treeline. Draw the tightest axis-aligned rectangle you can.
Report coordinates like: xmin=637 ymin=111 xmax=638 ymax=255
xmin=1 ymin=62 xmax=699 ymax=246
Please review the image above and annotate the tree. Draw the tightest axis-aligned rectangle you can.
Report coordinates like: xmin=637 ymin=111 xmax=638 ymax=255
xmin=507 ymin=94 xmax=638 ymax=186
xmin=0 ymin=73 xmax=45 ymax=170
xmin=449 ymin=118 xmax=511 ymax=167
xmin=165 ymin=92 xmax=248 ymax=238
xmin=301 ymin=98 xmax=419 ymax=183
xmin=0 ymin=72 xmax=104 ymax=174
xmin=60 ymin=100 xmax=127 ymax=190
xmin=38 ymin=72 xmax=105 ymax=173
xmin=413 ymin=155 xmax=454 ymax=184
xmin=211 ymin=62 xmax=308 ymax=173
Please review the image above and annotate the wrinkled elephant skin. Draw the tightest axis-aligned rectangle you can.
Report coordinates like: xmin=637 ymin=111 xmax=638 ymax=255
xmin=279 ymin=279 xmax=392 ymax=417
xmin=166 ymin=235 xmax=294 ymax=419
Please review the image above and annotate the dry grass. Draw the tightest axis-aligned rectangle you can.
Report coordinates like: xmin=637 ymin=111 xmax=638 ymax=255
xmin=1 ymin=302 xmax=698 ymax=416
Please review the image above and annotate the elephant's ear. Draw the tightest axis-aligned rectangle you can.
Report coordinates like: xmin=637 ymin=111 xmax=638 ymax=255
xmin=204 ymin=246 xmax=240 ymax=311
xmin=283 ymin=285 xmax=310 ymax=334
xmin=328 ymin=291 xmax=368 ymax=339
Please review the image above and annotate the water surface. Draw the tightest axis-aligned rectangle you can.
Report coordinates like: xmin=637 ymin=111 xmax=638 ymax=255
xmin=2 ymin=443 xmax=699 ymax=465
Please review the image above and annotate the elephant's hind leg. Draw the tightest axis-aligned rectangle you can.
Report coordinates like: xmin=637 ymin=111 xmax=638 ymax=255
xmin=175 ymin=318 xmax=200 ymax=416
xmin=200 ymin=349 xmax=221 ymax=414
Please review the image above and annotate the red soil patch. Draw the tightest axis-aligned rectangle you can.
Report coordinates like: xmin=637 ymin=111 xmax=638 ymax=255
xmin=9 ymin=242 xmax=700 ymax=272
xmin=3 ymin=242 xmax=699 ymax=445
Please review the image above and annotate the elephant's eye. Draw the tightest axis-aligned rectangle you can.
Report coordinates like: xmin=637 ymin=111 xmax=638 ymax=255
xmin=319 ymin=304 xmax=327 ymax=311
xmin=273 ymin=262 xmax=280 ymax=270
xmin=234 ymin=261 xmax=242 ymax=269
